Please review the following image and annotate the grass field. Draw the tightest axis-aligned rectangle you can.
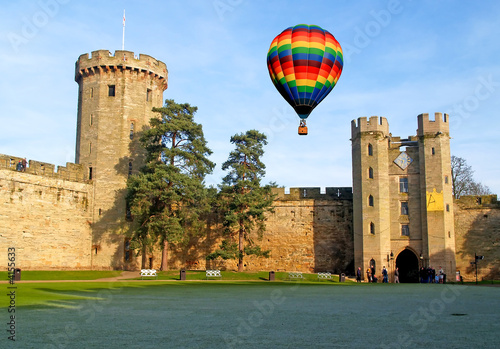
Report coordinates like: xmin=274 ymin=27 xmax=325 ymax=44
xmin=1 ymin=282 xmax=499 ymax=348
xmin=0 ymin=278 xmax=347 ymax=308
xmin=0 ymin=270 xmax=122 ymax=281
xmin=0 ymin=270 xmax=349 ymax=282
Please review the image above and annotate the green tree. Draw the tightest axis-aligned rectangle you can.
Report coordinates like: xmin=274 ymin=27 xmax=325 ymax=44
xmin=210 ymin=130 xmax=274 ymax=272
xmin=451 ymin=155 xmax=492 ymax=199
xmin=126 ymin=99 xmax=214 ymax=270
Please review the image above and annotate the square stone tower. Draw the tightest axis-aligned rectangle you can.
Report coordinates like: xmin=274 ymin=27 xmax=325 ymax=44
xmin=75 ymin=50 xmax=168 ymax=269
xmin=351 ymin=113 xmax=456 ymax=282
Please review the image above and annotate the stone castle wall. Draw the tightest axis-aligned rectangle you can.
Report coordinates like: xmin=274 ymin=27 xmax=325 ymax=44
xmin=454 ymin=195 xmax=500 ymax=281
xmin=0 ymin=155 xmax=93 ymax=270
xmin=167 ymin=187 xmax=354 ymax=273
xmin=0 ymin=154 xmax=86 ymax=182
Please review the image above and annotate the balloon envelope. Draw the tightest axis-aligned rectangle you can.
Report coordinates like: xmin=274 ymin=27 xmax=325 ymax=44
xmin=267 ymin=24 xmax=343 ymax=119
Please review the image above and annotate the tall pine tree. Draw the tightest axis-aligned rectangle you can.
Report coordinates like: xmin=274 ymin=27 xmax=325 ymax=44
xmin=211 ymin=130 xmax=274 ymax=272
xmin=126 ymin=99 xmax=214 ymax=270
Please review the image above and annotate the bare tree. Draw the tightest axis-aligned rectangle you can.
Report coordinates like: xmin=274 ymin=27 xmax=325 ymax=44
xmin=451 ymin=155 xmax=492 ymax=199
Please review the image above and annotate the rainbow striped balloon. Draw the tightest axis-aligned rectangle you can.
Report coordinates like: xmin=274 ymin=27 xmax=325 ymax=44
xmin=267 ymin=24 xmax=343 ymax=119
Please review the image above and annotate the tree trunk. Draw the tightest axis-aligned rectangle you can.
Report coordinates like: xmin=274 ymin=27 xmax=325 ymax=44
xmin=161 ymin=240 xmax=169 ymax=271
xmin=238 ymin=219 xmax=244 ymax=272
xmin=141 ymin=245 xmax=147 ymax=269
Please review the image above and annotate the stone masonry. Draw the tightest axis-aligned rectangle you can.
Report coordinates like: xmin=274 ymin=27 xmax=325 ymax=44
xmin=351 ymin=113 xmax=456 ymax=279
xmin=0 ymin=155 xmax=92 ymax=269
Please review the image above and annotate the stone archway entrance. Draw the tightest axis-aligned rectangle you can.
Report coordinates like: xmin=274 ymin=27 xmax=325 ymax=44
xmin=396 ymin=249 xmax=419 ymax=283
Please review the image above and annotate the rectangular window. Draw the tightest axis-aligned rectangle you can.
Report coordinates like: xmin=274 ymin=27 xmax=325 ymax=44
xmin=147 ymin=89 xmax=152 ymax=101
xmin=399 ymin=177 xmax=409 ymax=193
xmin=88 ymin=167 xmax=93 ymax=180
xmin=445 ymin=175 xmax=448 ymax=184
xmin=401 ymin=224 xmax=410 ymax=236
xmin=108 ymin=85 xmax=115 ymax=97
xmin=90 ymin=87 xmax=94 ymax=98
xmin=90 ymin=114 xmax=93 ymax=126
xmin=401 ymin=202 xmax=409 ymax=215
xmin=432 ymin=147 xmax=435 ymax=155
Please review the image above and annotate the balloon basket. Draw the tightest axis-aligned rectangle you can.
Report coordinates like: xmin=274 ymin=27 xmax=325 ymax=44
xmin=298 ymin=126 xmax=308 ymax=135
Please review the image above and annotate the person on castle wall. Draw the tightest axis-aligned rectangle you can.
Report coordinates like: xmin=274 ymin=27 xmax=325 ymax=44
xmin=382 ymin=266 xmax=388 ymax=283
xmin=21 ymin=158 xmax=27 ymax=172
xmin=394 ymin=267 xmax=400 ymax=283
xmin=16 ymin=160 xmax=23 ymax=171
xmin=366 ymin=268 xmax=372 ymax=283
xmin=356 ymin=267 xmax=362 ymax=282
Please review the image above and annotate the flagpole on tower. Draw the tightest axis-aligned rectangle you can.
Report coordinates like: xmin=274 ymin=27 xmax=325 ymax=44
xmin=122 ymin=9 xmax=126 ymax=50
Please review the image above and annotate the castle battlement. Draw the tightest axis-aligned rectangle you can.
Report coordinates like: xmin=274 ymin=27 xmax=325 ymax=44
xmin=351 ymin=116 xmax=389 ymax=138
xmin=75 ymin=50 xmax=168 ymax=89
xmin=0 ymin=154 xmax=87 ymax=182
xmin=417 ymin=112 xmax=449 ymax=136
xmin=272 ymin=187 xmax=353 ymax=201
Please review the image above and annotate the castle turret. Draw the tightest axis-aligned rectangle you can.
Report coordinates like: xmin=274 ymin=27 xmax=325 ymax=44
xmin=351 ymin=116 xmax=391 ymax=275
xmin=417 ymin=113 xmax=455 ymax=274
xmin=75 ymin=50 xmax=168 ymax=269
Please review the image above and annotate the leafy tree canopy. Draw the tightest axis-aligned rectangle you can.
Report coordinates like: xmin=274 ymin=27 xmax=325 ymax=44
xmin=127 ymin=99 xmax=214 ymax=269
xmin=210 ymin=130 xmax=275 ymax=271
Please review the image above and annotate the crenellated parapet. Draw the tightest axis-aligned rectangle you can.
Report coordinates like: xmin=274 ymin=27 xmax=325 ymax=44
xmin=417 ymin=112 xmax=449 ymax=136
xmin=351 ymin=116 xmax=389 ymax=139
xmin=272 ymin=187 xmax=353 ymax=201
xmin=0 ymin=154 xmax=87 ymax=182
xmin=75 ymin=50 xmax=168 ymax=90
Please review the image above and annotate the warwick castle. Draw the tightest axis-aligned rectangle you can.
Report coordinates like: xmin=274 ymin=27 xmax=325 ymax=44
xmin=1 ymin=50 xmax=498 ymax=282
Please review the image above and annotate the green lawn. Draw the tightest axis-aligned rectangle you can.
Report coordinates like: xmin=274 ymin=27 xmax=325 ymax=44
xmin=0 ymin=281 xmax=127 ymax=308
xmin=145 ymin=270 xmax=348 ymax=282
xmin=3 ymin=282 xmax=499 ymax=348
xmin=0 ymin=270 xmax=351 ymax=309
xmin=0 ymin=269 xmax=352 ymax=282
xmin=0 ymin=270 xmax=122 ymax=281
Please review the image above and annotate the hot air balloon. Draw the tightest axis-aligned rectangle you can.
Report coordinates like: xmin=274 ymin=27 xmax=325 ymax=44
xmin=267 ymin=24 xmax=343 ymax=135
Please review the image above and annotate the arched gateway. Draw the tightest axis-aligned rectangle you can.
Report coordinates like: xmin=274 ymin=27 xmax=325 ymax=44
xmin=395 ymin=249 xmax=419 ymax=283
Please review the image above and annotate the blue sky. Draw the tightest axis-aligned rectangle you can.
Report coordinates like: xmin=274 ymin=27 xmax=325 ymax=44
xmin=1 ymin=0 xmax=499 ymax=194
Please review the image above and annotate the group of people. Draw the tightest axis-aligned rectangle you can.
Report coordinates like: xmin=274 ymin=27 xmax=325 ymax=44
xmin=419 ymin=266 xmax=445 ymax=283
xmin=356 ymin=266 xmax=399 ymax=283
xmin=15 ymin=158 xmax=27 ymax=172
xmin=355 ymin=265 xmax=446 ymax=283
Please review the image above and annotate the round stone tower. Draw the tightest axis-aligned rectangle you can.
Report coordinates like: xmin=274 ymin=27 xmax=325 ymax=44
xmin=75 ymin=50 xmax=168 ymax=269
